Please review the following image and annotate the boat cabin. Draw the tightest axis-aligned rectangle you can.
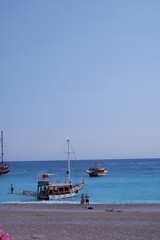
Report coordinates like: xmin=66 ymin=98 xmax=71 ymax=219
xmin=48 ymin=183 xmax=73 ymax=195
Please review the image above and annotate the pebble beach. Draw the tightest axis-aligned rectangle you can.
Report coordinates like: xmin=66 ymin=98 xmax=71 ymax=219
xmin=0 ymin=203 xmax=160 ymax=240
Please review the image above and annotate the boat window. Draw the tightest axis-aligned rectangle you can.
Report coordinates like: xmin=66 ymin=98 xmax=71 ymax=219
xmin=65 ymin=187 xmax=69 ymax=192
xmin=54 ymin=187 xmax=58 ymax=192
xmin=59 ymin=187 xmax=63 ymax=192
xmin=49 ymin=187 xmax=53 ymax=194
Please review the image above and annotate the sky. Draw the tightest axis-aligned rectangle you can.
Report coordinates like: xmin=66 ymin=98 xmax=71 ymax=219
xmin=1 ymin=0 xmax=160 ymax=161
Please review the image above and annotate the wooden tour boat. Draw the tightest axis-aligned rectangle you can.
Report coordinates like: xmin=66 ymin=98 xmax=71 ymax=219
xmin=86 ymin=163 xmax=107 ymax=177
xmin=20 ymin=140 xmax=85 ymax=200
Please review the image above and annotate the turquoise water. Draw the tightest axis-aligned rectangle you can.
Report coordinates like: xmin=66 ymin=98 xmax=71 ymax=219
xmin=0 ymin=159 xmax=160 ymax=203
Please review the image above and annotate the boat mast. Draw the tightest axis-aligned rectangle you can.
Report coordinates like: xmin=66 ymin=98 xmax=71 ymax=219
xmin=67 ymin=139 xmax=70 ymax=182
xmin=1 ymin=131 xmax=4 ymax=164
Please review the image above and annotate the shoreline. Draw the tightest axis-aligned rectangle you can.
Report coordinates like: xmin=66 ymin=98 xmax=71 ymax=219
xmin=1 ymin=201 xmax=160 ymax=206
xmin=0 ymin=203 xmax=160 ymax=240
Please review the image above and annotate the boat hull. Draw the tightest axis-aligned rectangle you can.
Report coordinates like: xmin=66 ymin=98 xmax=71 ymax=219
xmin=89 ymin=172 xmax=107 ymax=177
xmin=49 ymin=192 xmax=78 ymax=200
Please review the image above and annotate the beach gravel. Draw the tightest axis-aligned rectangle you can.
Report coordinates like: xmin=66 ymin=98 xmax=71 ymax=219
xmin=0 ymin=203 xmax=160 ymax=240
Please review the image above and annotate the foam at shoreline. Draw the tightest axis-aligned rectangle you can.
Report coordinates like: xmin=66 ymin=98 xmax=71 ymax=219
xmin=1 ymin=199 xmax=160 ymax=204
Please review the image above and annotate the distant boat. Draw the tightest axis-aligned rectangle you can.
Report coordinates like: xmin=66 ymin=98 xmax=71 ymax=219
xmin=86 ymin=163 xmax=107 ymax=177
xmin=20 ymin=139 xmax=85 ymax=200
xmin=0 ymin=131 xmax=9 ymax=174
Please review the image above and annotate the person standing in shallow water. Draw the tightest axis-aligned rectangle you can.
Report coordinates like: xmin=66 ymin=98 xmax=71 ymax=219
xmin=85 ymin=193 xmax=89 ymax=205
xmin=81 ymin=193 xmax=84 ymax=205
xmin=10 ymin=184 xmax=14 ymax=194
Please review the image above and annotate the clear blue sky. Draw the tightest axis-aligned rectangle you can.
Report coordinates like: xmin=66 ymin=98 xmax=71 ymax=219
xmin=1 ymin=1 xmax=160 ymax=161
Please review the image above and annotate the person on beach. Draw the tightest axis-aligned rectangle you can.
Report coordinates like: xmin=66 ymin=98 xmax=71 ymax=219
xmin=85 ymin=193 xmax=89 ymax=205
xmin=81 ymin=193 xmax=84 ymax=205
xmin=10 ymin=184 xmax=14 ymax=194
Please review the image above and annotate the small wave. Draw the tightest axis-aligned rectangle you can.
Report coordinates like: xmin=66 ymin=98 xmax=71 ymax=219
xmin=1 ymin=199 xmax=160 ymax=204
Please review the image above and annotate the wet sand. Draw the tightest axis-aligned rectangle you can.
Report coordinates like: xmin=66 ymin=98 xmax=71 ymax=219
xmin=0 ymin=203 xmax=160 ymax=240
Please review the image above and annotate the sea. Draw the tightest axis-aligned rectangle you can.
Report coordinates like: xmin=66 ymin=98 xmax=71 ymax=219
xmin=0 ymin=159 xmax=160 ymax=204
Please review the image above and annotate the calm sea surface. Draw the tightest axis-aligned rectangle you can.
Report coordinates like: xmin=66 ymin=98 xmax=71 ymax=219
xmin=0 ymin=159 xmax=160 ymax=204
